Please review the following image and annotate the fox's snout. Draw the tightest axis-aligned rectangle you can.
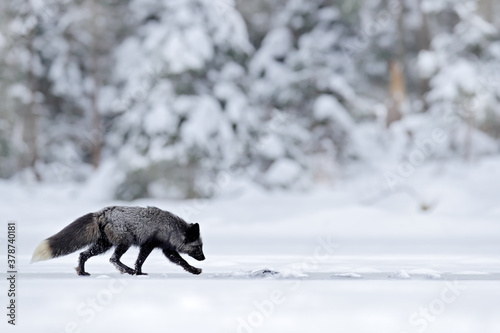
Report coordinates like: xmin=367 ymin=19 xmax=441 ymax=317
xmin=190 ymin=252 xmax=205 ymax=261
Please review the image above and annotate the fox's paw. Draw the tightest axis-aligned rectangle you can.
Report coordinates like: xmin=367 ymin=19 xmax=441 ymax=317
xmin=75 ymin=267 xmax=90 ymax=276
xmin=118 ymin=267 xmax=135 ymax=275
xmin=187 ymin=267 xmax=202 ymax=275
xmin=134 ymin=271 xmax=148 ymax=276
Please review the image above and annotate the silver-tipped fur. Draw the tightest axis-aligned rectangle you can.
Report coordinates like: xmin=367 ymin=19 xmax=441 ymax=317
xmin=31 ymin=240 xmax=53 ymax=263
xmin=31 ymin=206 xmax=205 ymax=276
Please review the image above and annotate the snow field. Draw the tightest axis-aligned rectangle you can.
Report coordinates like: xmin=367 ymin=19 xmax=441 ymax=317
xmin=1 ymin=157 xmax=500 ymax=332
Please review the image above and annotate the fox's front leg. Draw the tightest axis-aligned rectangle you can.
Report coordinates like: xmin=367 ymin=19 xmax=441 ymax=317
xmin=162 ymin=249 xmax=202 ymax=275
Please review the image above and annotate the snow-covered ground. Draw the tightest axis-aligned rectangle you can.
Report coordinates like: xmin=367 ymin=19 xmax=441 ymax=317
xmin=1 ymin=158 xmax=500 ymax=332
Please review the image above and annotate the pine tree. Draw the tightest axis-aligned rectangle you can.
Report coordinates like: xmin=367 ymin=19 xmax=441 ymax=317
xmin=247 ymin=0 xmax=376 ymax=187
xmin=419 ymin=1 xmax=500 ymax=159
xmin=40 ymin=0 xmax=128 ymax=173
xmin=110 ymin=0 xmax=254 ymax=199
xmin=0 ymin=0 xmax=47 ymax=180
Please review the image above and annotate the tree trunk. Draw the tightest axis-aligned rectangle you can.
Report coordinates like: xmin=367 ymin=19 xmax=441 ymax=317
xmin=396 ymin=0 xmax=408 ymax=79
xmin=478 ymin=0 xmax=494 ymax=23
xmin=387 ymin=60 xmax=406 ymax=127
xmin=417 ymin=0 xmax=431 ymax=112
xmin=23 ymin=7 xmax=41 ymax=181
xmin=386 ymin=0 xmax=407 ymax=128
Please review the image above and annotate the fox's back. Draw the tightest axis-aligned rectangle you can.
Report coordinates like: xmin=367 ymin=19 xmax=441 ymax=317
xmin=98 ymin=206 xmax=186 ymax=246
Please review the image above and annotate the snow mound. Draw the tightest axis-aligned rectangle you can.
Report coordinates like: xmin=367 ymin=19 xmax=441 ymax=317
xmin=409 ymin=269 xmax=442 ymax=279
xmin=388 ymin=270 xmax=411 ymax=279
xmin=249 ymin=268 xmax=281 ymax=278
xmin=331 ymin=273 xmax=362 ymax=279
xmin=278 ymin=270 xmax=308 ymax=279
xmin=214 ymin=268 xmax=283 ymax=279
xmin=423 ymin=273 xmax=442 ymax=280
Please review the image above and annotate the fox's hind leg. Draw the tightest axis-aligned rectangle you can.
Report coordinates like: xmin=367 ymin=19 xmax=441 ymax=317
xmin=109 ymin=244 xmax=135 ymax=275
xmin=134 ymin=242 xmax=156 ymax=275
xmin=76 ymin=237 xmax=112 ymax=276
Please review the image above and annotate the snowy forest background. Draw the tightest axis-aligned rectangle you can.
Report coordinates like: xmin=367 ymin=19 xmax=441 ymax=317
xmin=1 ymin=0 xmax=500 ymax=201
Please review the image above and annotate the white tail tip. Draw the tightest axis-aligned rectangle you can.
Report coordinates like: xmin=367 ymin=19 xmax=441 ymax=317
xmin=31 ymin=240 xmax=53 ymax=263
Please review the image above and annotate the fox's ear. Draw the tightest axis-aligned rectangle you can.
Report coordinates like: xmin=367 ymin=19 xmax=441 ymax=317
xmin=185 ymin=223 xmax=200 ymax=243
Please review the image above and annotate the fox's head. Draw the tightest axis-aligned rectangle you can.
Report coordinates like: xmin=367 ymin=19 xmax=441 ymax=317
xmin=183 ymin=223 xmax=205 ymax=261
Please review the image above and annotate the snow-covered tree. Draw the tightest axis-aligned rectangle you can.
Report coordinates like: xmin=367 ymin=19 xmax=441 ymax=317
xmin=0 ymin=0 xmax=129 ymax=181
xmin=0 ymin=0 xmax=48 ymax=180
xmin=1 ymin=0 xmax=499 ymax=199
xmin=247 ymin=0 xmax=378 ymax=187
xmin=417 ymin=0 xmax=500 ymax=159
xmin=110 ymin=0 xmax=254 ymax=199
xmin=39 ymin=0 xmax=128 ymax=172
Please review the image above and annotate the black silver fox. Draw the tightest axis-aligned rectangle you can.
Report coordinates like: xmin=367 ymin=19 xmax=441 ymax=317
xmin=31 ymin=206 xmax=205 ymax=276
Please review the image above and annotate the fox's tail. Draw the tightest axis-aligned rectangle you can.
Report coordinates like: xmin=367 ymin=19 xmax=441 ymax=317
xmin=31 ymin=213 xmax=100 ymax=263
